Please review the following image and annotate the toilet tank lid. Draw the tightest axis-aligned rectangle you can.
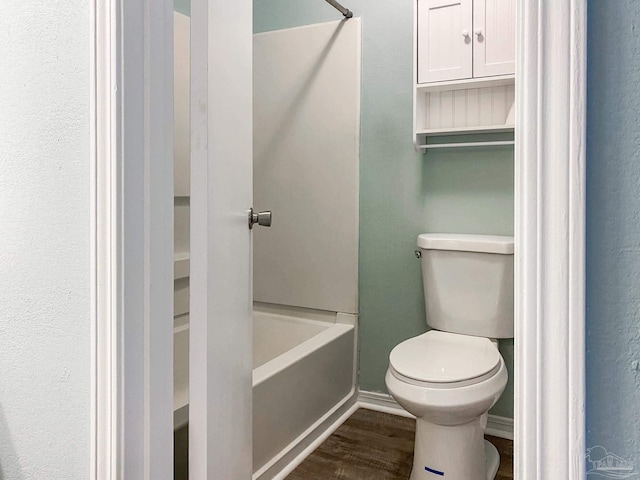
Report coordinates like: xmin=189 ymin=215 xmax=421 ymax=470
xmin=417 ymin=234 xmax=514 ymax=254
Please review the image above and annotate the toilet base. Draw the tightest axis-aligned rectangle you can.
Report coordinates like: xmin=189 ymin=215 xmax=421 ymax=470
xmin=484 ymin=440 xmax=500 ymax=479
xmin=409 ymin=417 xmax=500 ymax=480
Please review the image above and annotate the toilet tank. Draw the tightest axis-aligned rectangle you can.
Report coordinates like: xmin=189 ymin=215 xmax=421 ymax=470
xmin=418 ymin=234 xmax=514 ymax=339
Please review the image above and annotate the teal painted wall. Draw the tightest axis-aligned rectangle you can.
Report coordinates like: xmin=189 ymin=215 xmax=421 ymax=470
xmin=174 ymin=0 xmax=190 ymax=16
xmin=254 ymin=1 xmax=514 ymax=418
xmin=586 ymin=0 xmax=640 ymax=468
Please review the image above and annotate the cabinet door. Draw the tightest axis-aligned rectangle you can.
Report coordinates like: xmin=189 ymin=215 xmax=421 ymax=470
xmin=417 ymin=0 xmax=473 ymax=84
xmin=473 ymin=0 xmax=515 ymax=77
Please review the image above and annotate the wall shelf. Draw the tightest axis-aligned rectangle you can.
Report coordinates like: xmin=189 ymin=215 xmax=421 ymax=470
xmin=419 ymin=140 xmax=514 ymax=150
xmin=417 ymin=74 xmax=514 ymax=93
xmin=413 ymin=0 xmax=516 ymax=150
xmin=414 ymin=72 xmax=515 ymax=151
xmin=417 ymin=125 xmax=514 ymax=137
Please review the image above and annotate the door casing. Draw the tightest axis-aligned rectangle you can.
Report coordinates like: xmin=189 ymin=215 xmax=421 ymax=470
xmin=90 ymin=0 xmax=174 ymax=477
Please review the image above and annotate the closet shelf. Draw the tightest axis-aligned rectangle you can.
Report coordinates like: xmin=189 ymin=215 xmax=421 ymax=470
xmin=174 ymin=253 xmax=190 ymax=280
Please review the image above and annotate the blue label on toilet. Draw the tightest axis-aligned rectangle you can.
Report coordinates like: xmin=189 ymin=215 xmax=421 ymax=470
xmin=425 ymin=466 xmax=445 ymax=476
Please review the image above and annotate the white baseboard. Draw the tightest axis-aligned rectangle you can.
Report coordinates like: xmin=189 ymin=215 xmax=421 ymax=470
xmin=357 ymin=390 xmax=415 ymax=418
xmin=357 ymin=390 xmax=514 ymax=441
xmin=484 ymin=414 xmax=514 ymax=441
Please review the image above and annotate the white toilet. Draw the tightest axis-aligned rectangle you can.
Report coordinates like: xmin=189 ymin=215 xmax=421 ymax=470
xmin=385 ymin=233 xmax=514 ymax=480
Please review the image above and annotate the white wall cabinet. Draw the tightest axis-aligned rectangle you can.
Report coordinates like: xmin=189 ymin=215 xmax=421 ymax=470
xmin=473 ymin=0 xmax=516 ymax=77
xmin=417 ymin=0 xmax=473 ymax=84
xmin=413 ymin=0 xmax=515 ymax=148
xmin=417 ymin=0 xmax=515 ymax=84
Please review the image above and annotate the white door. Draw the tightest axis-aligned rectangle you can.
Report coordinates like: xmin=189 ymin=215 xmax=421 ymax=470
xmin=417 ymin=0 xmax=473 ymax=83
xmin=189 ymin=0 xmax=253 ymax=478
xmin=473 ymin=0 xmax=515 ymax=77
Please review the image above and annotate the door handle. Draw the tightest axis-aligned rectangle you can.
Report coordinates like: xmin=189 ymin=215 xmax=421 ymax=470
xmin=248 ymin=208 xmax=272 ymax=229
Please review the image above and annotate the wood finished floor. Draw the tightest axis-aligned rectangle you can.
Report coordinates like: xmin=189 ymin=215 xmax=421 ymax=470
xmin=286 ymin=408 xmax=513 ymax=480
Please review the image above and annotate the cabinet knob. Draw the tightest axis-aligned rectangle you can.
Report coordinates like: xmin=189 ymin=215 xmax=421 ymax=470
xmin=474 ymin=29 xmax=483 ymax=37
xmin=462 ymin=30 xmax=470 ymax=38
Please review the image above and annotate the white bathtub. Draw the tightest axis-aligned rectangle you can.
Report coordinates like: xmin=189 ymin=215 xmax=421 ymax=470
xmin=173 ymin=307 xmax=357 ymax=479
xmin=252 ymin=307 xmax=356 ymax=479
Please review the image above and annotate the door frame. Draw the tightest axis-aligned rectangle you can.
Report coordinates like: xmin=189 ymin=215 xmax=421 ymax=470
xmin=514 ymin=0 xmax=586 ymax=478
xmin=90 ymin=0 xmax=588 ymax=478
xmin=90 ymin=0 xmax=174 ymax=477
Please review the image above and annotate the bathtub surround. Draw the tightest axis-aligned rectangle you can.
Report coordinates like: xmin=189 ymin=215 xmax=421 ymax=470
xmin=253 ymin=20 xmax=360 ymax=314
xmin=253 ymin=0 xmax=515 ymax=420
xmin=586 ymin=0 xmax=640 ymax=466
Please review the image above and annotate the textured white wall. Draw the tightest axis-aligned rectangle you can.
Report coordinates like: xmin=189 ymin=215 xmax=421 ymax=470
xmin=0 ymin=1 xmax=90 ymax=478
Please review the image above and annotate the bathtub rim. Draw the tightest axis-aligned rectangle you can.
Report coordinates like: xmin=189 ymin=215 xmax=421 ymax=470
xmin=253 ymin=321 xmax=353 ymax=386
xmin=174 ymin=314 xmax=356 ymax=430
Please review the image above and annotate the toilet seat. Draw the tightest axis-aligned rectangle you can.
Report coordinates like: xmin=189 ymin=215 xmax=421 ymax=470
xmin=389 ymin=330 xmax=501 ymax=388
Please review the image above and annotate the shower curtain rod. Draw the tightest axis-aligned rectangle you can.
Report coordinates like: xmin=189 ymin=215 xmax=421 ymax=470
xmin=325 ymin=0 xmax=353 ymax=18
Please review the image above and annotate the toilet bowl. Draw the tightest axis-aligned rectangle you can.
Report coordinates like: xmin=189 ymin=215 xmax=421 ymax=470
xmin=386 ymin=331 xmax=507 ymax=480
xmin=385 ymin=234 xmax=514 ymax=480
